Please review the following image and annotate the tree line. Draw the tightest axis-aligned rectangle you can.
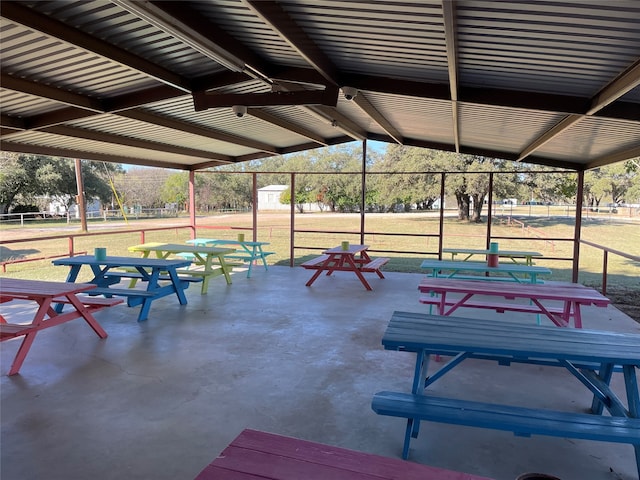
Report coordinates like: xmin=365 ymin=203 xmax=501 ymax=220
xmin=1 ymin=145 xmax=638 ymax=221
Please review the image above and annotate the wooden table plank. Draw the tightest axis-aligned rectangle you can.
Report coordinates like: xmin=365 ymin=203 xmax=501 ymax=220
xmin=195 ymin=429 xmax=493 ymax=480
xmin=383 ymin=311 xmax=640 ymax=364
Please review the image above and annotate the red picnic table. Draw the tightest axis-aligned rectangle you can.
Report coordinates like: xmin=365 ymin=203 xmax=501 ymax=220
xmin=194 ymin=428 xmax=493 ymax=480
xmin=0 ymin=278 xmax=121 ymax=375
xmin=301 ymin=244 xmax=389 ymax=291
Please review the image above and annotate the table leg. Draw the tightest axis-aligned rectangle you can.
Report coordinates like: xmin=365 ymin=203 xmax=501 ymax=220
xmin=530 ymin=299 xmax=567 ymax=327
xmin=305 ymin=256 xmax=335 ymax=286
xmin=217 ymin=255 xmax=233 ymax=285
xmin=344 ymin=255 xmax=372 ymax=290
xmin=257 ymin=247 xmax=269 ymax=271
xmin=442 ymin=293 xmax=473 ymax=316
xmin=166 ymin=268 xmax=188 ymax=305
xmin=7 ymin=298 xmax=51 ymax=375
xmin=622 ymin=365 xmax=640 ymax=475
xmin=55 ymin=265 xmax=83 ymax=313
xmin=244 ymin=245 xmax=255 ymax=278
xmin=65 ymin=294 xmax=108 ymax=338
xmin=571 ymin=302 xmax=582 ymax=328
xmin=590 ymin=363 xmax=615 ymax=415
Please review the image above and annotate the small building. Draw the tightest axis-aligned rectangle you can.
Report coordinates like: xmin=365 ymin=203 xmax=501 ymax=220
xmin=257 ymin=185 xmax=289 ymax=211
xmin=49 ymin=196 xmax=101 ymax=218
xmin=257 ymin=185 xmax=322 ymax=212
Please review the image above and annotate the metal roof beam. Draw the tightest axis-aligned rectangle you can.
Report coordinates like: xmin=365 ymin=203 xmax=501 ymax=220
xmin=114 ymin=0 xmax=264 ymax=78
xmin=586 ymin=145 xmax=640 ymax=170
xmin=1 ymin=75 xmax=105 ymax=112
xmin=247 ymin=109 xmax=328 ymax=146
xmin=1 ymin=1 xmax=192 ymax=92
xmin=0 ymin=141 xmax=194 ymax=170
xmin=193 ymin=89 xmax=338 ymax=110
xmin=307 ymin=106 xmax=367 ymax=141
xmin=343 ymin=74 xmax=638 ymax=121
xmin=118 ymin=110 xmax=279 ymax=155
xmin=40 ymin=125 xmax=233 ymax=163
xmin=441 ymin=0 xmax=460 ymax=152
xmin=517 ymin=115 xmax=584 ymax=162
xmin=352 ymin=94 xmax=403 ymax=145
xmin=244 ymin=0 xmax=341 ymax=86
xmin=518 ymin=57 xmax=640 ymax=162
xmin=588 ymin=59 xmax=640 ymax=114
xmin=0 ymin=115 xmax=27 ymax=131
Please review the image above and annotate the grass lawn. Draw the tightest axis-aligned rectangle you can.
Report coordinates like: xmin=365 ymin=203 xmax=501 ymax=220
xmin=1 ymin=210 xmax=637 ymax=279
xmin=1 ymin=211 xmax=638 ymax=319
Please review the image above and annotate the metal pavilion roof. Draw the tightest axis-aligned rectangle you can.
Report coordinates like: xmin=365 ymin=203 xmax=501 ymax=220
xmin=1 ymin=0 xmax=639 ymax=171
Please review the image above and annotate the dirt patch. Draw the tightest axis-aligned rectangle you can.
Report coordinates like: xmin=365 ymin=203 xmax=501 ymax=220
xmin=604 ymin=286 xmax=640 ymax=324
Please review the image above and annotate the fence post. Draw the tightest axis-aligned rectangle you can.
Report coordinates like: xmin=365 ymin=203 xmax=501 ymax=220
xmin=602 ymin=250 xmax=608 ymax=295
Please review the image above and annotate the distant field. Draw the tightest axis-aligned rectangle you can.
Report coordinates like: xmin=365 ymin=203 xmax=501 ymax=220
xmin=1 ymin=211 xmax=638 ymax=290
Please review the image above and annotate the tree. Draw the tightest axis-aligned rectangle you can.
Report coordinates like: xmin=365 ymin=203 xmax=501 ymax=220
xmin=160 ymin=172 xmax=189 ymax=210
xmin=113 ymin=167 xmax=173 ymax=210
xmin=0 ymin=153 xmax=47 ymax=214
xmin=584 ymin=161 xmax=638 ymax=211
xmin=36 ymin=159 xmax=119 ymax=221
xmin=0 ymin=154 xmax=117 ymax=217
xmin=372 ymin=146 xmax=441 ymax=212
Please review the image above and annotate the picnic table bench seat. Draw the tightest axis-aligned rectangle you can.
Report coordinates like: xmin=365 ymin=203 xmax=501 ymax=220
xmin=301 ymin=255 xmax=390 ymax=273
xmin=300 ymin=255 xmax=330 ymax=268
xmin=104 ymin=270 xmax=204 ymax=283
xmin=419 ymin=294 xmax=564 ymax=316
xmin=362 ymin=257 xmax=390 ymax=272
xmin=0 ymin=293 xmax=122 ymax=340
xmin=425 ymin=274 xmax=544 ymax=283
xmin=372 ymin=391 xmax=640 ymax=455
xmin=224 ymin=251 xmax=275 ymax=262
xmin=81 ymin=288 xmax=156 ymax=309
xmin=0 ymin=297 xmax=123 ymax=337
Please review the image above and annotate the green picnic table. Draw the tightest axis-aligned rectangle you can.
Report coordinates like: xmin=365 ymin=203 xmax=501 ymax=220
xmin=443 ymin=248 xmax=542 ymax=265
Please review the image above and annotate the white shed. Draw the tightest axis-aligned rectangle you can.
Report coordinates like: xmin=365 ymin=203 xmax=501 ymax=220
xmin=258 ymin=185 xmax=289 ymax=211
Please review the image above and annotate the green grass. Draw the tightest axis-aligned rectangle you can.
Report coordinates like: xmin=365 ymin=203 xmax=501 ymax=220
xmin=1 ymin=211 xmax=638 ymax=292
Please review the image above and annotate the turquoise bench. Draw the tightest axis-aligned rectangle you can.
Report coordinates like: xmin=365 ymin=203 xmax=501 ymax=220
xmin=372 ymin=391 xmax=640 ymax=462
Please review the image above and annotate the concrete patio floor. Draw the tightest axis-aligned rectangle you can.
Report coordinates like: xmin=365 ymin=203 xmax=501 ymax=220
xmin=1 ymin=265 xmax=639 ymax=480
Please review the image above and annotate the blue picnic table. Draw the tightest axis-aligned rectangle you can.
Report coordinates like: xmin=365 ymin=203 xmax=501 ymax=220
xmin=52 ymin=255 xmax=194 ymax=322
xmin=371 ymin=311 xmax=640 ymax=476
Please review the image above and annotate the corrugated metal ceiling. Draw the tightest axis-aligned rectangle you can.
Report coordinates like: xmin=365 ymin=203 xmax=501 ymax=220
xmin=1 ymin=0 xmax=639 ymax=171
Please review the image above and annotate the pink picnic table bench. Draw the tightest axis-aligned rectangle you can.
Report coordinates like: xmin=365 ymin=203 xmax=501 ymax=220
xmin=194 ymin=428 xmax=494 ymax=480
xmin=0 ymin=278 xmax=122 ymax=375
xmin=418 ymin=278 xmax=610 ymax=328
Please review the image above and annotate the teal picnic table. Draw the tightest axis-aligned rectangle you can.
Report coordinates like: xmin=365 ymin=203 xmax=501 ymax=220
xmin=443 ymin=248 xmax=542 ymax=265
xmin=372 ymin=311 xmax=640 ymax=472
xmin=187 ymin=238 xmax=273 ymax=278
xmin=420 ymin=259 xmax=551 ymax=284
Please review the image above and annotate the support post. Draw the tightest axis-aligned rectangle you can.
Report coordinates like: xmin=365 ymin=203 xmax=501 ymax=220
xmin=572 ymin=170 xmax=584 ymax=283
xmin=74 ymin=158 xmax=88 ymax=232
